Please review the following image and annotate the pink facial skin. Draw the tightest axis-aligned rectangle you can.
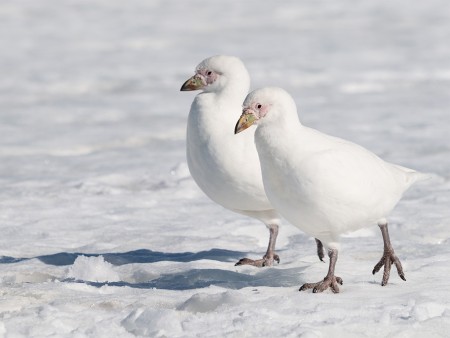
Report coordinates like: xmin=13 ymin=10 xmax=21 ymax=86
xmin=195 ymin=68 xmax=219 ymax=86
xmin=244 ymin=102 xmax=272 ymax=120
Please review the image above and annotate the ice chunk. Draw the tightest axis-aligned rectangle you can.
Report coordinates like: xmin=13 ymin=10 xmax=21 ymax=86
xmin=67 ymin=255 xmax=120 ymax=283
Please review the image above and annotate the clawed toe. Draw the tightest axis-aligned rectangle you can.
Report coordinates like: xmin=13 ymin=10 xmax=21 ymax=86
xmin=315 ymin=238 xmax=325 ymax=262
xmin=235 ymin=254 xmax=280 ymax=268
xmin=373 ymin=222 xmax=406 ymax=286
xmin=299 ymin=275 xmax=343 ymax=293
xmin=235 ymin=258 xmax=260 ymax=266
xmin=299 ymin=248 xmax=341 ymax=294
xmin=372 ymin=250 xmax=405 ymax=286
xmin=273 ymin=254 xmax=280 ymax=264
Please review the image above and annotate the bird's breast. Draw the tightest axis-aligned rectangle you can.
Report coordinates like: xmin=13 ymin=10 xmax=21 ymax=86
xmin=186 ymin=103 xmax=270 ymax=211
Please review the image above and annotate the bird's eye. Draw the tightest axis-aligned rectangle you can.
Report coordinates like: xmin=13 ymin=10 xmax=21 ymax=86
xmin=256 ymin=104 xmax=262 ymax=109
xmin=207 ymin=71 xmax=212 ymax=76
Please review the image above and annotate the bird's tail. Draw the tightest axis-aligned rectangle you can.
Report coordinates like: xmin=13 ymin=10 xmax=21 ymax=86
xmin=393 ymin=164 xmax=433 ymax=187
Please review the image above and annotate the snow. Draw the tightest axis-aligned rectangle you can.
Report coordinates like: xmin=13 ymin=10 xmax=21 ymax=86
xmin=0 ymin=0 xmax=449 ymax=336
xmin=67 ymin=255 xmax=120 ymax=283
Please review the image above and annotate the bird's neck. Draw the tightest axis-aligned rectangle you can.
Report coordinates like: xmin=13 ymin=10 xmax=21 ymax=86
xmin=258 ymin=110 xmax=301 ymax=138
xmin=255 ymin=118 xmax=304 ymax=160
xmin=190 ymin=90 xmax=246 ymax=137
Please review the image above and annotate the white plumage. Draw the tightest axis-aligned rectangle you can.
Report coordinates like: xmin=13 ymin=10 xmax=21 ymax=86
xmin=235 ymin=86 xmax=428 ymax=292
xmin=181 ymin=56 xmax=282 ymax=266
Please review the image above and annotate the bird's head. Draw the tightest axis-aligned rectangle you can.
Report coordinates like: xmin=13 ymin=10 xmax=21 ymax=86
xmin=234 ymin=87 xmax=298 ymax=134
xmin=180 ymin=55 xmax=249 ymax=94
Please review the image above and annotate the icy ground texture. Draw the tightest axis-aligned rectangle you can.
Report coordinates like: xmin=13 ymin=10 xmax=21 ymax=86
xmin=1 ymin=0 xmax=450 ymax=337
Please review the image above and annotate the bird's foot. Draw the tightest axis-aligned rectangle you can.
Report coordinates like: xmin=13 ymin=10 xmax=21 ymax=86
xmin=299 ymin=275 xmax=343 ymax=293
xmin=235 ymin=253 xmax=280 ymax=267
xmin=372 ymin=249 xmax=406 ymax=286
xmin=315 ymin=238 xmax=325 ymax=262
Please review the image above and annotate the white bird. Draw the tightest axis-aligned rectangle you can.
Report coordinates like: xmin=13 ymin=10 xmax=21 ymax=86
xmin=235 ymin=86 xmax=428 ymax=292
xmin=181 ymin=56 xmax=323 ymax=267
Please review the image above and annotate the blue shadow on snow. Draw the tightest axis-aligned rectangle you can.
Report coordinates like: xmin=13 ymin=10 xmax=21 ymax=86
xmin=66 ymin=266 xmax=304 ymax=290
xmin=0 ymin=248 xmax=247 ymax=266
xmin=0 ymin=248 xmax=306 ymax=291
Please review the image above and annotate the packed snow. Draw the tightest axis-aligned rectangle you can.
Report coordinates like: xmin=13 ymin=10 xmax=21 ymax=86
xmin=1 ymin=0 xmax=449 ymax=337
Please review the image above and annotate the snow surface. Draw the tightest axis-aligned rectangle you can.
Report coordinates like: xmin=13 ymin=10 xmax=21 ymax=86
xmin=1 ymin=0 xmax=450 ymax=337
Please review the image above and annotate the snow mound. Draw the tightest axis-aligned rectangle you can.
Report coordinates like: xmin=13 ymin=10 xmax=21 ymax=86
xmin=412 ymin=302 xmax=448 ymax=321
xmin=121 ymin=308 xmax=183 ymax=337
xmin=177 ymin=291 xmax=240 ymax=313
xmin=170 ymin=162 xmax=190 ymax=180
xmin=67 ymin=256 xmax=120 ymax=283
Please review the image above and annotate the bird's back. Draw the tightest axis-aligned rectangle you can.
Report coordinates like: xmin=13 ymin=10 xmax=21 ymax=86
xmin=257 ymin=124 xmax=422 ymax=239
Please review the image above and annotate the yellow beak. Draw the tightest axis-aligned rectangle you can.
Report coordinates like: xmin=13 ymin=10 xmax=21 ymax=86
xmin=234 ymin=111 xmax=257 ymax=134
xmin=180 ymin=75 xmax=206 ymax=91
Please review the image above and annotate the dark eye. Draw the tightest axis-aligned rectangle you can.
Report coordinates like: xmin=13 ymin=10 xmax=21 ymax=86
xmin=256 ymin=104 xmax=262 ymax=109
xmin=207 ymin=71 xmax=212 ymax=76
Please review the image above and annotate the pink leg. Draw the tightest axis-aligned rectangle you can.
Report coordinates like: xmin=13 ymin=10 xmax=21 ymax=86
xmin=299 ymin=248 xmax=343 ymax=293
xmin=235 ymin=223 xmax=280 ymax=267
xmin=372 ymin=222 xmax=406 ymax=286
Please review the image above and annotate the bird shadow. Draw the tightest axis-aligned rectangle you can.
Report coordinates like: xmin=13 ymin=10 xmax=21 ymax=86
xmin=0 ymin=248 xmax=246 ymax=266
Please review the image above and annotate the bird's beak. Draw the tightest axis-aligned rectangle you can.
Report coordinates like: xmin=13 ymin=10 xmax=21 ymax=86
xmin=180 ymin=74 xmax=206 ymax=91
xmin=235 ymin=109 xmax=257 ymax=134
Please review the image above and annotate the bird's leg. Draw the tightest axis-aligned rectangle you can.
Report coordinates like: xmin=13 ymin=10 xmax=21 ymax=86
xmin=262 ymin=223 xmax=280 ymax=266
xmin=235 ymin=223 xmax=280 ymax=267
xmin=372 ymin=222 xmax=406 ymax=286
xmin=299 ymin=248 xmax=343 ymax=293
xmin=315 ymin=238 xmax=325 ymax=262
